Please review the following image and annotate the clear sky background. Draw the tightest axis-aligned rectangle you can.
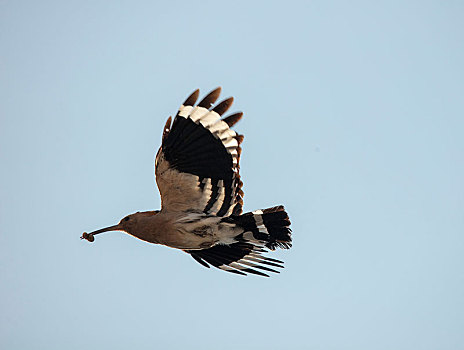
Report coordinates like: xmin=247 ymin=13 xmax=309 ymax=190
xmin=1 ymin=1 xmax=463 ymax=349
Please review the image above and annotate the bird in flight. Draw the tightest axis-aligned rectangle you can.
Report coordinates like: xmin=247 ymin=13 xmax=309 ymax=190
xmin=82 ymin=88 xmax=292 ymax=277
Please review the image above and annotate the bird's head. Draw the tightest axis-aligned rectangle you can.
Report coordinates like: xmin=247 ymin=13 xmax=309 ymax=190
xmin=81 ymin=211 xmax=160 ymax=242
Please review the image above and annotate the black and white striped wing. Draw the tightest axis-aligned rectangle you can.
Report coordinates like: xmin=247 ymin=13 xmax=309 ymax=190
xmin=155 ymin=88 xmax=244 ymax=216
xmin=186 ymin=242 xmax=285 ymax=277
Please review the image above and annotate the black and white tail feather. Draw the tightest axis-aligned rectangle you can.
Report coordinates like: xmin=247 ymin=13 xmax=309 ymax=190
xmin=188 ymin=206 xmax=292 ymax=277
xmin=158 ymin=87 xmax=292 ymax=277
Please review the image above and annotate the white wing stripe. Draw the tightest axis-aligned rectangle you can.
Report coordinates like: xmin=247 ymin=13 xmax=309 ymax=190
xmin=178 ymin=105 xmax=193 ymax=118
xmin=208 ymin=120 xmax=229 ymax=134
xmin=189 ymin=106 xmax=209 ymax=122
xmin=199 ymin=178 xmax=212 ymax=209
xmin=222 ymin=138 xmax=238 ymax=149
xmin=218 ymin=129 xmax=236 ymax=140
xmin=208 ymin=180 xmax=225 ymax=214
xmin=198 ymin=111 xmax=221 ymax=127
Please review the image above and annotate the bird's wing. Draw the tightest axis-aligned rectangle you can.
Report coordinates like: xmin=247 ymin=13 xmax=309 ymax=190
xmin=155 ymin=87 xmax=244 ymax=216
xmin=186 ymin=242 xmax=285 ymax=277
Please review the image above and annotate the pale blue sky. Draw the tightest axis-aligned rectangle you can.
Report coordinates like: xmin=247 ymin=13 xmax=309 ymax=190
xmin=1 ymin=1 xmax=463 ymax=349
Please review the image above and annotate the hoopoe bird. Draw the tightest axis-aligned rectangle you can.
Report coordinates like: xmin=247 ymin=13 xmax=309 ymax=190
xmin=82 ymin=88 xmax=292 ymax=277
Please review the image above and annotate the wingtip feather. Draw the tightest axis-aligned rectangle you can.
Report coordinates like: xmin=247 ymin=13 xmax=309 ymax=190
xmin=212 ymin=97 xmax=234 ymax=115
xmin=223 ymin=112 xmax=243 ymax=127
xmin=198 ymin=87 xmax=222 ymax=108
xmin=183 ymin=89 xmax=200 ymax=107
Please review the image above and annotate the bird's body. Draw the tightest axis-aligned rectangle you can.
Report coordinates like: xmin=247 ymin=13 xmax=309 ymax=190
xmin=82 ymin=88 xmax=292 ymax=277
xmin=122 ymin=210 xmax=236 ymax=250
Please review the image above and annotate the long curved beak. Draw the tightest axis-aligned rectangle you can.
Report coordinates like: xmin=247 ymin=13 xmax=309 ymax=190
xmin=81 ymin=224 xmax=122 ymax=242
xmin=87 ymin=224 xmax=122 ymax=236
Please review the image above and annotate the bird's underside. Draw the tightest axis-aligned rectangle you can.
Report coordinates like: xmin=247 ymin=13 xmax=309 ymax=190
xmin=82 ymin=87 xmax=292 ymax=277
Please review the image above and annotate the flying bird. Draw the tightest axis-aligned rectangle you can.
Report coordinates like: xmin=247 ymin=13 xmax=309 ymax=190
xmin=82 ymin=88 xmax=292 ymax=277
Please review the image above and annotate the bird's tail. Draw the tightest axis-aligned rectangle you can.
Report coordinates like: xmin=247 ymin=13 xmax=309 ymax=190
xmin=187 ymin=206 xmax=292 ymax=277
xmin=233 ymin=205 xmax=292 ymax=250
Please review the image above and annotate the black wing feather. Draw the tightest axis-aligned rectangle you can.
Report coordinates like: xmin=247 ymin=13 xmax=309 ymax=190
xmin=186 ymin=242 xmax=284 ymax=277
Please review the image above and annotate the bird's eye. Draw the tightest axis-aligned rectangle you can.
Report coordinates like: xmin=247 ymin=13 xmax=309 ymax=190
xmin=124 ymin=217 xmax=130 ymax=222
